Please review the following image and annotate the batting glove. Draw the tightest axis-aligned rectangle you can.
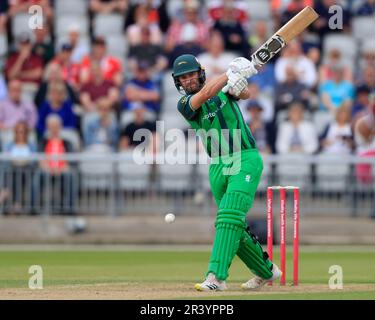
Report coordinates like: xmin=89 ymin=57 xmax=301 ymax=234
xmin=229 ymin=57 xmax=258 ymax=78
xmin=226 ymin=70 xmax=248 ymax=97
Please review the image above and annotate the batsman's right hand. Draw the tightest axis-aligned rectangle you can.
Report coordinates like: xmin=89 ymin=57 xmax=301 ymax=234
xmin=228 ymin=57 xmax=258 ymax=79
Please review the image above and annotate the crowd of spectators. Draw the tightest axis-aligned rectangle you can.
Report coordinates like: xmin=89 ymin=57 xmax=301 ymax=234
xmin=0 ymin=0 xmax=373 ymax=163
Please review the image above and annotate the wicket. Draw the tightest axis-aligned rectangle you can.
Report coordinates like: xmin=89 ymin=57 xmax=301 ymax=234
xmin=267 ymin=186 xmax=300 ymax=286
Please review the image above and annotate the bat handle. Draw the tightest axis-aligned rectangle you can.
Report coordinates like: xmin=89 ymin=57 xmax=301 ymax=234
xmin=222 ymin=84 xmax=230 ymax=93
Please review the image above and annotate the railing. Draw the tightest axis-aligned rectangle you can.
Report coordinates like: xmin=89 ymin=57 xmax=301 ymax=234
xmin=0 ymin=153 xmax=374 ymax=218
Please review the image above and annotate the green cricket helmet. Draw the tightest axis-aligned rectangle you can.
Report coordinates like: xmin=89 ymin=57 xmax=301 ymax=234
xmin=172 ymin=54 xmax=206 ymax=94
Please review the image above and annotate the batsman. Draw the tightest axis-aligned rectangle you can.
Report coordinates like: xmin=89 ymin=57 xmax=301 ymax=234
xmin=172 ymin=54 xmax=281 ymax=291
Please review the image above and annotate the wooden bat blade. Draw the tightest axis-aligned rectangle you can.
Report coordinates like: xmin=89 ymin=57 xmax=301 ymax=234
xmin=276 ymin=6 xmax=319 ymax=44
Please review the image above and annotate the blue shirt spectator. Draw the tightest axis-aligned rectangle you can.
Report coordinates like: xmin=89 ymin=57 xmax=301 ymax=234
xmin=123 ymin=61 xmax=161 ymax=113
xmin=83 ymin=99 xmax=119 ymax=150
xmin=319 ymin=66 xmax=355 ymax=112
xmin=37 ymin=82 xmax=77 ymax=137
xmin=357 ymin=0 xmax=375 ymax=16
xmin=249 ymin=63 xmax=276 ymax=93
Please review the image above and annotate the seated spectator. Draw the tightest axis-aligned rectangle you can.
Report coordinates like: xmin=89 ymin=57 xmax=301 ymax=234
xmin=128 ymin=26 xmax=168 ymax=81
xmin=275 ymin=65 xmax=311 ymax=114
xmin=80 ymin=37 xmax=123 ymax=87
xmin=4 ymin=33 xmax=43 ymax=90
xmin=352 ymin=85 xmax=371 ymax=122
xmin=123 ymin=60 xmax=161 ymax=113
xmin=34 ymin=114 xmax=75 ymax=215
xmin=32 ymin=24 xmax=54 ymax=65
xmin=34 ymin=63 xmax=78 ymax=109
xmin=356 ymin=0 xmax=375 ymax=16
xmin=212 ymin=2 xmax=249 ymax=56
xmin=208 ymin=0 xmax=248 ymax=25
xmin=125 ymin=0 xmax=170 ymax=34
xmin=359 ymin=47 xmax=375 ymax=72
xmin=167 ymin=23 xmax=205 ymax=68
xmin=276 ymin=102 xmax=318 ymax=154
xmin=51 ymin=43 xmax=80 ymax=89
xmin=248 ymin=20 xmax=269 ymax=52
xmin=80 ymin=63 xmax=119 ymax=113
xmin=8 ymin=0 xmax=53 ymax=27
xmin=246 ymin=101 xmax=272 ymax=154
xmin=319 ymin=48 xmax=353 ymax=83
xmin=275 ymin=40 xmax=317 ymax=89
xmin=165 ymin=0 xmax=208 ymax=54
xmin=90 ymin=0 xmax=128 ymax=14
xmin=126 ymin=3 xmax=163 ymax=46
xmin=37 ymin=81 xmax=78 ymax=137
xmin=320 ymin=106 xmax=354 ymax=155
xmin=197 ymin=31 xmax=237 ymax=81
xmin=0 ymin=80 xmax=37 ymax=131
xmin=248 ymin=63 xmax=276 ymax=94
xmin=312 ymin=0 xmax=351 ymax=39
xmin=119 ymin=103 xmax=156 ymax=151
xmin=83 ymin=99 xmax=119 ymax=150
xmin=0 ymin=74 xmax=7 ymax=101
xmin=357 ymin=66 xmax=375 ymax=94
xmin=4 ymin=121 xmax=36 ymax=159
xmin=67 ymin=24 xmax=90 ymax=65
xmin=319 ymin=64 xmax=355 ymax=114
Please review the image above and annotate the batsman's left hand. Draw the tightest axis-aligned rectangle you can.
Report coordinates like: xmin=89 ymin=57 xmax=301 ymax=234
xmin=229 ymin=57 xmax=258 ymax=78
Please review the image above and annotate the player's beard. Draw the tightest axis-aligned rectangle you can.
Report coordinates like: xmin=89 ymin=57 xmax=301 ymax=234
xmin=183 ymin=78 xmax=202 ymax=94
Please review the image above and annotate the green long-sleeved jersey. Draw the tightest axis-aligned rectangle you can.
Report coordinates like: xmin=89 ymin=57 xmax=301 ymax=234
xmin=177 ymin=91 xmax=257 ymax=158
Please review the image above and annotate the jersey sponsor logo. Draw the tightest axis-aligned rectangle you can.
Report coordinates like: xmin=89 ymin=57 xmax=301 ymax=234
xmin=203 ymin=111 xmax=217 ymax=121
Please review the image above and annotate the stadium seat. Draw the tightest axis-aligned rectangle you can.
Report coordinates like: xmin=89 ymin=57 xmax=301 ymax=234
xmin=315 ymin=154 xmax=350 ymax=192
xmin=246 ymin=0 xmax=271 ymax=20
xmin=312 ymin=111 xmax=334 ymax=137
xmin=361 ymin=37 xmax=375 ymax=54
xmin=352 ymin=16 xmax=375 ymax=41
xmin=167 ymin=0 xmax=183 ymax=17
xmin=276 ymin=154 xmax=312 ymax=190
xmin=55 ymin=15 xmax=89 ymax=37
xmin=118 ymin=151 xmax=152 ymax=191
xmin=158 ymin=158 xmax=193 ymax=192
xmin=55 ymin=35 xmax=91 ymax=53
xmin=0 ymin=33 xmax=7 ymax=58
xmin=160 ymin=113 xmax=189 ymax=132
xmin=55 ymin=0 xmax=87 ymax=16
xmin=163 ymin=93 xmax=180 ymax=112
xmin=79 ymin=146 xmax=114 ymax=190
xmin=322 ymin=34 xmax=358 ymax=62
xmin=11 ymin=14 xmax=33 ymax=39
xmin=60 ymin=129 xmax=81 ymax=152
xmin=105 ymin=34 xmax=127 ymax=57
xmin=93 ymin=14 xmax=124 ymax=37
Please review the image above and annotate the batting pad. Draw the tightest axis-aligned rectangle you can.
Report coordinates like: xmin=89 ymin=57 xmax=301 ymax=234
xmin=237 ymin=229 xmax=274 ymax=280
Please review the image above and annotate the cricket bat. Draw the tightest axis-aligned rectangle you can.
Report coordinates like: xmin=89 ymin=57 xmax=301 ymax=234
xmin=223 ymin=6 xmax=319 ymax=92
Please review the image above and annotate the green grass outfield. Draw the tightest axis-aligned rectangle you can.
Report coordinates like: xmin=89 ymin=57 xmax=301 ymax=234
xmin=0 ymin=245 xmax=374 ymax=299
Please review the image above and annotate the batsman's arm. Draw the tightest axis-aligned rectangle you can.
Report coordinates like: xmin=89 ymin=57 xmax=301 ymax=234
xmin=190 ymin=73 xmax=228 ymax=110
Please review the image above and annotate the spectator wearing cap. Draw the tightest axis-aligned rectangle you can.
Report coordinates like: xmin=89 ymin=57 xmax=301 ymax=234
xmin=275 ymin=65 xmax=311 ymax=114
xmin=246 ymin=101 xmax=272 ymax=154
xmin=80 ymin=37 xmax=123 ymax=87
xmin=119 ymin=102 xmax=156 ymax=151
xmin=67 ymin=24 xmax=90 ymax=64
xmin=34 ymin=63 xmax=79 ymax=109
xmin=50 ymin=43 xmax=80 ymax=89
xmin=275 ymin=40 xmax=317 ymax=89
xmin=197 ymin=30 xmax=237 ymax=81
xmin=90 ymin=0 xmax=128 ymax=14
xmin=32 ymin=24 xmax=55 ymax=65
xmin=37 ymin=81 xmax=78 ymax=137
xmin=80 ymin=63 xmax=120 ymax=113
xmin=4 ymin=33 xmax=43 ymax=87
xmin=276 ymin=102 xmax=318 ymax=155
xmin=319 ymin=64 xmax=355 ymax=115
xmin=0 ymin=79 xmax=37 ymax=131
xmin=123 ymin=60 xmax=161 ymax=113
xmin=165 ymin=0 xmax=208 ymax=54
xmin=128 ymin=26 xmax=168 ymax=81
xmin=212 ymin=1 xmax=250 ymax=56
xmin=126 ymin=3 xmax=163 ymax=46
xmin=82 ymin=98 xmax=119 ymax=151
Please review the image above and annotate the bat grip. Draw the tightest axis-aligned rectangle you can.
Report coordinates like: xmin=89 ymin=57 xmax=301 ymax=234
xmin=222 ymin=84 xmax=230 ymax=93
